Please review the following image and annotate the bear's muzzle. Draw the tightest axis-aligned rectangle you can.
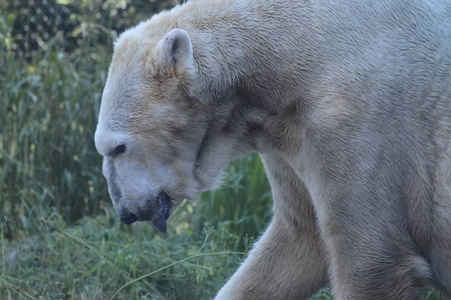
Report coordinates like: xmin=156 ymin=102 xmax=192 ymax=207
xmin=118 ymin=191 xmax=173 ymax=233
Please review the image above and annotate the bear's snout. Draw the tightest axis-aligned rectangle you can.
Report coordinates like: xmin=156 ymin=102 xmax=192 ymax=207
xmin=119 ymin=211 xmax=139 ymax=225
xmin=116 ymin=192 xmax=172 ymax=233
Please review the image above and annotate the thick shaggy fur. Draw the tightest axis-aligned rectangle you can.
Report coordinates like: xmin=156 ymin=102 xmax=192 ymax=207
xmin=94 ymin=0 xmax=451 ymax=299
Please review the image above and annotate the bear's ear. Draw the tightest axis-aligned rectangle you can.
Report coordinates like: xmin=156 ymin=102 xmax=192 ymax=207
xmin=156 ymin=29 xmax=194 ymax=76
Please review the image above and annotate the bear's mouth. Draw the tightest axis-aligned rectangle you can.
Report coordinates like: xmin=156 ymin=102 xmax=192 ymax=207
xmin=151 ymin=191 xmax=173 ymax=233
xmin=118 ymin=191 xmax=173 ymax=233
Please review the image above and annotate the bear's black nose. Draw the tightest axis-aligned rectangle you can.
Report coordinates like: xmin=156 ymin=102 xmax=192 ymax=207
xmin=120 ymin=212 xmax=138 ymax=224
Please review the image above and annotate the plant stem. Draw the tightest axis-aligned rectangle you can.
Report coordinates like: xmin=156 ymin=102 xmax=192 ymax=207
xmin=39 ymin=218 xmax=114 ymax=265
xmin=1 ymin=225 xmax=5 ymax=278
xmin=110 ymin=251 xmax=246 ymax=299
xmin=0 ymin=276 xmax=36 ymax=300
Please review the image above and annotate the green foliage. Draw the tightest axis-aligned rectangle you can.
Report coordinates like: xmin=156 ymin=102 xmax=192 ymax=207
xmin=1 ymin=21 xmax=109 ymax=233
xmin=195 ymin=154 xmax=273 ymax=246
xmin=3 ymin=0 xmax=181 ymax=57
xmin=1 ymin=211 xmax=246 ymax=299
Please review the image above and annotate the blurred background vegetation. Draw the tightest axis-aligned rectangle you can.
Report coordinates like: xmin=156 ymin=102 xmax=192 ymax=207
xmin=0 ymin=0 xmax=446 ymax=299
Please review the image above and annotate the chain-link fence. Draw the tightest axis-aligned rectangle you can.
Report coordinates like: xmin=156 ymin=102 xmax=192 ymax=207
xmin=3 ymin=0 xmax=181 ymax=58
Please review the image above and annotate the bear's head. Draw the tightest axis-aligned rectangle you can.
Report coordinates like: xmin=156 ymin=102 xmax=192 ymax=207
xmin=94 ymin=24 xmax=254 ymax=232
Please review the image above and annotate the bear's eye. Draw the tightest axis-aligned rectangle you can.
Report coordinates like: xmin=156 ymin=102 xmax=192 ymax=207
xmin=109 ymin=144 xmax=126 ymax=157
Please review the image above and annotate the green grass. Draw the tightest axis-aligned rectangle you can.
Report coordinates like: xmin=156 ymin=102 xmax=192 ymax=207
xmin=0 ymin=208 xmax=445 ymax=299
xmin=1 ymin=208 xmax=247 ymax=299
xmin=195 ymin=154 xmax=273 ymax=245
xmin=1 ymin=20 xmax=110 ymax=233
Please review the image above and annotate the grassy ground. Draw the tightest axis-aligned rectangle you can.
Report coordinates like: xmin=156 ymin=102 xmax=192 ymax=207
xmin=1 ymin=204 xmax=446 ymax=300
xmin=0 ymin=3 xmax=448 ymax=300
xmin=1 ymin=207 xmax=247 ymax=299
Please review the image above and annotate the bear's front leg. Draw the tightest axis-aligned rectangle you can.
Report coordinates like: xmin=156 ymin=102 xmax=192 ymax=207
xmin=319 ymin=199 xmax=431 ymax=299
xmin=215 ymin=217 xmax=328 ymax=300
xmin=307 ymin=141 xmax=432 ymax=299
xmin=215 ymin=154 xmax=328 ymax=300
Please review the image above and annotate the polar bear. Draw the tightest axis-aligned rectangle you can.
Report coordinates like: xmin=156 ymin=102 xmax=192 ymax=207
xmin=94 ymin=0 xmax=451 ymax=298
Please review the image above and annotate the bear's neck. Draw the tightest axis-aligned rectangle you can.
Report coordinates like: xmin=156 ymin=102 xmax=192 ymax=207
xmin=161 ymin=0 xmax=320 ymax=154
xmin=178 ymin=0 xmax=319 ymax=112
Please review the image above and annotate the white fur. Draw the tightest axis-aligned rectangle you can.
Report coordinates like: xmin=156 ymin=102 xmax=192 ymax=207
xmin=95 ymin=0 xmax=451 ymax=298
